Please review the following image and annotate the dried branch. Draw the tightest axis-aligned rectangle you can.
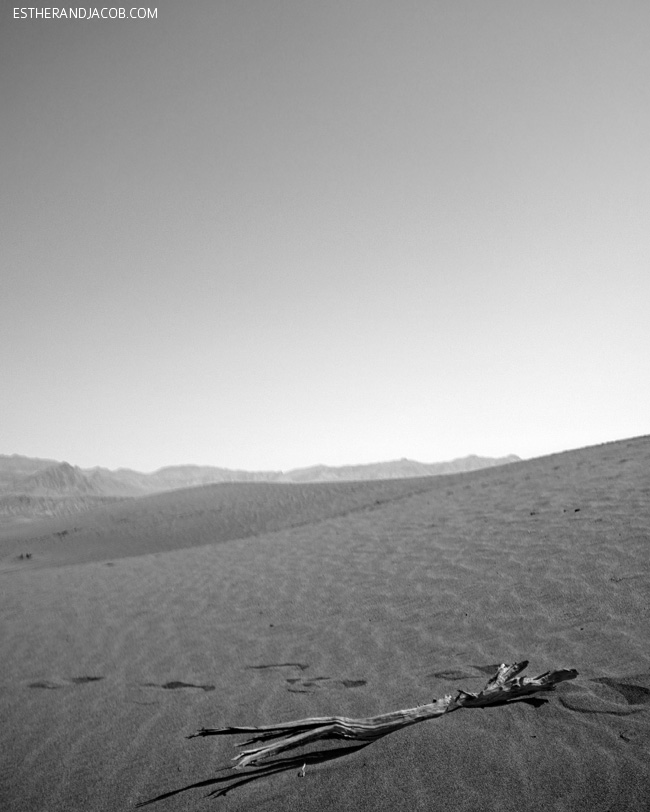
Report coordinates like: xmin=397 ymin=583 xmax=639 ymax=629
xmin=190 ymin=660 xmax=577 ymax=769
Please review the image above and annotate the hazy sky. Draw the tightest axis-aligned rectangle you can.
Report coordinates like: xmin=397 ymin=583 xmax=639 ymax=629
xmin=2 ymin=1 xmax=648 ymax=472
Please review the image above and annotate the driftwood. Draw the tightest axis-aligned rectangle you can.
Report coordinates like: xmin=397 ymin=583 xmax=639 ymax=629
xmin=190 ymin=661 xmax=577 ymax=770
xmin=135 ymin=660 xmax=577 ymax=805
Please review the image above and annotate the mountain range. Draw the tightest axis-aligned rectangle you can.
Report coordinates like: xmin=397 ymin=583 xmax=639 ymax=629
xmin=0 ymin=452 xmax=519 ymax=525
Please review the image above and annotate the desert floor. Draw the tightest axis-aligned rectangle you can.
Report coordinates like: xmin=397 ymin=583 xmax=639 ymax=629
xmin=1 ymin=436 xmax=649 ymax=811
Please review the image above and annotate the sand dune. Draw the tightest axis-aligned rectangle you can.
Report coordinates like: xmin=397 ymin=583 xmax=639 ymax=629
xmin=1 ymin=436 xmax=649 ymax=811
xmin=0 ymin=477 xmax=446 ymax=570
xmin=0 ymin=453 xmax=519 ymax=528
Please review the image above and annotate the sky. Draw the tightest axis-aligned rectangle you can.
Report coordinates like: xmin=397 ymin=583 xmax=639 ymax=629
xmin=1 ymin=1 xmax=649 ymax=473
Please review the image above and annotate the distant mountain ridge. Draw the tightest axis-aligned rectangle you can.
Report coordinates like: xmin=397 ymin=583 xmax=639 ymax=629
xmin=281 ymin=455 xmax=521 ymax=483
xmin=0 ymin=454 xmax=61 ymax=491
xmin=1 ymin=453 xmax=520 ymax=493
xmin=14 ymin=462 xmax=141 ymax=498
xmin=0 ymin=452 xmax=519 ymax=525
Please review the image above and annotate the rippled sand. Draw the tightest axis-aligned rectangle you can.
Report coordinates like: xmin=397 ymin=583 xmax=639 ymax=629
xmin=1 ymin=437 xmax=649 ymax=811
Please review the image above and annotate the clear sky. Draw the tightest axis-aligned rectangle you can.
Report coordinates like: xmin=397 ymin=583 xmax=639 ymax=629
xmin=2 ymin=1 xmax=648 ymax=472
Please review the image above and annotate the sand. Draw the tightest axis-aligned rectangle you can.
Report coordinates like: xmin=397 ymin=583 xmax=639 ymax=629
xmin=1 ymin=436 xmax=649 ymax=811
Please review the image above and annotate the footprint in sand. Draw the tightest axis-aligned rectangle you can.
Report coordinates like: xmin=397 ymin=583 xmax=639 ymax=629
xmin=28 ymin=676 xmax=104 ymax=689
xmin=247 ymin=663 xmax=366 ymax=693
xmin=591 ymin=677 xmax=650 ymax=705
xmin=287 ymin=676 xmax=330 ymax=690
xmin=142 ymin=681 xmax=216 ymax=692
xmin=558 ymin=676 xmax=650 ymax=716
xmin=247 ymin=662 xmax=310 ymax=672
xmin=287 ymin=677 xmax=367 ymax=692
xmin=28 ymin=680 xmax=62 ymax=690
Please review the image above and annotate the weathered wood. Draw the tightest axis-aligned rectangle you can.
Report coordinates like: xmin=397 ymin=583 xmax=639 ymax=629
xmin=190 ymin=660 xmax=577 ymax=769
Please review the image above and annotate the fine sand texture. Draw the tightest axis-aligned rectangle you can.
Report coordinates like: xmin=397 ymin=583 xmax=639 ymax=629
xmin=1 ymin=436 xmax=649 ymax=811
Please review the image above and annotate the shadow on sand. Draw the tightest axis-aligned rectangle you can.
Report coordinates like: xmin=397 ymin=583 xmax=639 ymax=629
xmin=135 ymin=740 xmax=375 ymax=805
xmin=135 ymin=695 xmax=547 ymax=806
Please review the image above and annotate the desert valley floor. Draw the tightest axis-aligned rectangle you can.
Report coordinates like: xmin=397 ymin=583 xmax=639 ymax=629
xmin=1 ymin=436 xmax=649 ymax=811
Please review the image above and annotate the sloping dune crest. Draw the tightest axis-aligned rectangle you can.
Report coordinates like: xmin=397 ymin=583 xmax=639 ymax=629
xmin=0 ymin=436 xmax=649 ymax=811
xmin=0 ymin=477 xmax=445 ymax=569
